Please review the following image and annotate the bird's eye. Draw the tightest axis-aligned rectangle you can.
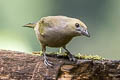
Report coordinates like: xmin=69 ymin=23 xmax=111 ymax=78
xmin=75 ymin=23 xmax=80 ymax=28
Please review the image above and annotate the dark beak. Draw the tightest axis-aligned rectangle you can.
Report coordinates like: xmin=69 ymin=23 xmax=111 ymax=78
xmin=81 ymin=30 xmax=90 ymax=37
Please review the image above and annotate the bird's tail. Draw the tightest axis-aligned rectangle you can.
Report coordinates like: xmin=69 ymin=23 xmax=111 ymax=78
xmin=23 ymin=23 xmax=36 ymax=28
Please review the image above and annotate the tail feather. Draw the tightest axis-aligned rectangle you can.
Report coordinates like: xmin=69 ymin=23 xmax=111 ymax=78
xmin=23 ymin=23 xmax=36 ymax=28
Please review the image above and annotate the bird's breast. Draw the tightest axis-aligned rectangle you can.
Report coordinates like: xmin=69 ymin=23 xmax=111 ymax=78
xmin=37 ymin=27 xmax=73 ymax=47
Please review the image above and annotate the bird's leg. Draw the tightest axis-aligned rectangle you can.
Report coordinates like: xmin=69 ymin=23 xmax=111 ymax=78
xmin=63 ymin=46 xmax=76 ymax=61
xmin=42 ymin=45 xmax=53 ymax=67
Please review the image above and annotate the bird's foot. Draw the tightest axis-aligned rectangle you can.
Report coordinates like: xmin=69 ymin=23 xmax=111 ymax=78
xmin=43 ymin=54 xmax=53 ymax=67
xmin=68 ymin=55 xmax=76 ymax=61
xmin=44 ymin=58 xmax=53 ymax=67
xmin=66 ymin=52 xmax=77 ymax=61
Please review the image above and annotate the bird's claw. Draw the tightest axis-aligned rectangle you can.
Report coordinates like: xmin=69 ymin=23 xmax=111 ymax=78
xmin=44 ymin=59 xmax=53 ymax=67
xmin=43 ymin=54 xmax=53 ymax=67
xmin=68 ymin=55 xmax=76 ymax=61
xmin=65 ymin=52 xmax=76 ymax=61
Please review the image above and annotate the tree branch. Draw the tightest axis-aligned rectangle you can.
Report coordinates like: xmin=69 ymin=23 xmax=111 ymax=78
xmin=0 ymin=49 xmax=120 ymax=80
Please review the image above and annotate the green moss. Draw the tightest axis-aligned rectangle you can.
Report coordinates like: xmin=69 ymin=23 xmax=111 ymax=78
xmin=47 ymin=51 xmax=67 ymax=56
xmin=75 ymin=53 xmax=105 ymax=60
xmin=32 ymin=51 xmax=105 ymax=60
xmin=32 ymin=51 xmax=43 ymax=56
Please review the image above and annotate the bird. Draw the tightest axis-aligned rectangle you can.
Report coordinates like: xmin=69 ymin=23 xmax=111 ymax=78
xmin=23 ymin=16 xmax=90 ymax=66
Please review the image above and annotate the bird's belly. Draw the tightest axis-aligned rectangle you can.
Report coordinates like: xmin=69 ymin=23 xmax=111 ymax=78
xmin=47 ymin=38 xmax=72 ymax=47
xmin=40 ymin=34 xmax=72 ymax=47
xmin=35 ymin=26 xmax=73 ymax=47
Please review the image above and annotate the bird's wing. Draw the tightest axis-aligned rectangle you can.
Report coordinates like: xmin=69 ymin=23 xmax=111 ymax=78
xmin=38 ymin=16 xmax=69 ymax=35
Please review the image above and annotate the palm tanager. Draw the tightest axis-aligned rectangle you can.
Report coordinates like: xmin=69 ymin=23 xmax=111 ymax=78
xmin=23 ymin=16 xmax=90 ymax=66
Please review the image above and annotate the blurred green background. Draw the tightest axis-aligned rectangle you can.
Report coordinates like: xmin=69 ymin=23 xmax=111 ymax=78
xmin=0 ymin=0 xmax=120 ymax=59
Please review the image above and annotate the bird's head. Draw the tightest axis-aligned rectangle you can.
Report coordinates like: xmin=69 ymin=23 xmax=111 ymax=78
xmin=66 ymin=18 xmax=90 ymax=37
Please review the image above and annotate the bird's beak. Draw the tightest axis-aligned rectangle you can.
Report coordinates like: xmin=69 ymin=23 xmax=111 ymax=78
xmin=81 ymin=30 xmax=90 ymax=37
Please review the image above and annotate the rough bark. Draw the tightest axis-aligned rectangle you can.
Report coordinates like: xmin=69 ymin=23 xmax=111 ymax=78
xmin=0 ymin=49 xmax=120 ymax=80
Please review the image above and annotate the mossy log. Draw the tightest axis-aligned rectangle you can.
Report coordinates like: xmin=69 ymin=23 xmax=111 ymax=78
xmin=0 ymin=49 xmax=120 ymax=80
